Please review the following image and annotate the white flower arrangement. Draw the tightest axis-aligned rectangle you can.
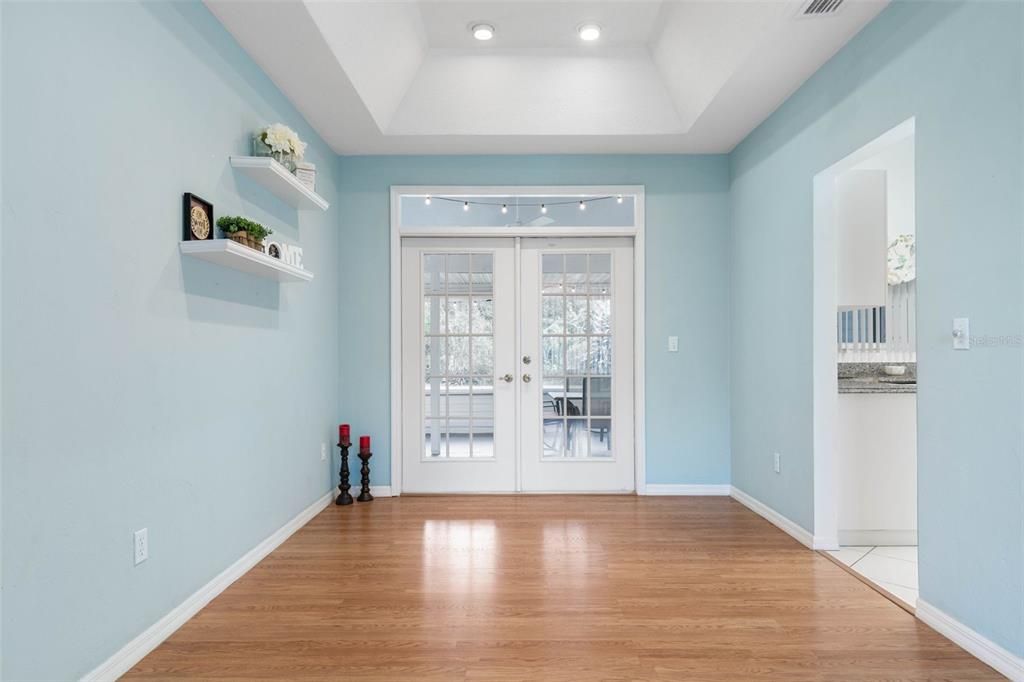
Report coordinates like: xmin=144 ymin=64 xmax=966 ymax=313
xmin=257 ymin=123 xmax=307 ymax=160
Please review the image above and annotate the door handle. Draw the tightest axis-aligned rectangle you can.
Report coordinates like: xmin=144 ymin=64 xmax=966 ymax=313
xmin=522 ymin=373 xmax=532 ymax=383
xmin=500 ymin=373 xmax=514 ymax=383
xmin=522 ymin=355 xmax=532 ymax=365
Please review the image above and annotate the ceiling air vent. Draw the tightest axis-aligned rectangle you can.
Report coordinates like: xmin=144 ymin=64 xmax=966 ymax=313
xmin=801 ymin=0 xmax=844 ymax=16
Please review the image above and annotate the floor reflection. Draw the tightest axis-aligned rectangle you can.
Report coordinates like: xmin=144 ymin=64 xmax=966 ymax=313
xmin=542 ymin=521 xmax=594 ymax=589
xmin=421 ymin=519 xmax=497 ymax=596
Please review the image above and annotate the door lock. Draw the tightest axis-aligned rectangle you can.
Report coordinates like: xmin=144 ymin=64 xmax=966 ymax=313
xmin=522 ymin=355 xmax=532 ymax=365
xmin=522 ymin=373 xmax=532 ymax=383
xmin=501 ymin=373 xmax=514 ymax=383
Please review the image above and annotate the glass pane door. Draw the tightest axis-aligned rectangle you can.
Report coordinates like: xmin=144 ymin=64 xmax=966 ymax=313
xmin=539 ymin=252 xmax=613 ymax=459
xmin=401 ymin=238 xmax=516 ymax=493
xmin=423 ymin=253 xmax=495 ymax=459
xmin=520 ymin=238 xmax=635 ymax=492
xmin=402 ymin=237 xmax=634 ymax=493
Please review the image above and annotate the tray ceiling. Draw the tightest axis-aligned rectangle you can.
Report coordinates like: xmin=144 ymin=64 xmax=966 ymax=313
xmin=205 ymin=0 xmax=888 ymax=154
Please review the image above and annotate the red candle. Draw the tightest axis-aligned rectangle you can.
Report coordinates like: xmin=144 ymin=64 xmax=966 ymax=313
xmin=339 ymin=424 xmax=350 ymax=444
xmin=359 ymin=435 xmax=370 ymax=451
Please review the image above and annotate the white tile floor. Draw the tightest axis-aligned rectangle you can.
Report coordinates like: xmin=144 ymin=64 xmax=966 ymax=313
xmin=826 ymin=545 xmax=919 ymax=608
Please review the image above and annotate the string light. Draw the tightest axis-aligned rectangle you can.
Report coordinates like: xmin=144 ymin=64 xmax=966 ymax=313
xmin=422 ymin=195 xmax=622 ymax=212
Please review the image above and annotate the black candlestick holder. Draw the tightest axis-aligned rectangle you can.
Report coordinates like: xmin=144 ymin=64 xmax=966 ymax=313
xmin=357 ymin=449 xmax=374 ymax=502
xmin=336 ymin=442 xmax=354 ymax=506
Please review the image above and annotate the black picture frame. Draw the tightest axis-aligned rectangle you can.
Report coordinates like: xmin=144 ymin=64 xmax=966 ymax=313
xmin=183 ymin=193 xmax=214 ymax=241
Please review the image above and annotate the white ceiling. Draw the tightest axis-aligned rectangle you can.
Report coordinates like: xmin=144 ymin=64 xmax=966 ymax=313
xmin=205 ymin=0 xmax=889 ymax=155
xmin=418 ymin=2 xmax=665 ymax=49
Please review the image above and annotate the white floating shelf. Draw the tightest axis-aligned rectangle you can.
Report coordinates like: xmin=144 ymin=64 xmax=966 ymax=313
xmin=180 ymin=240 xmax=314 ymax=283
xmin=230 ymin=156 xmax=329 ymax=211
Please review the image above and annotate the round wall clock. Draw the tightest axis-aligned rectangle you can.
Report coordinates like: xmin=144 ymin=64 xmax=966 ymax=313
xmin=190 ymin=205 xmax=211 ymax=240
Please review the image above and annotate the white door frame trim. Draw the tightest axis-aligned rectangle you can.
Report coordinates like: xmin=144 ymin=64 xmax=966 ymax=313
xmin=811 ymin=119 xmax=915 ymax=550
xmin=390 ymin=185 xmax=647 ymax=495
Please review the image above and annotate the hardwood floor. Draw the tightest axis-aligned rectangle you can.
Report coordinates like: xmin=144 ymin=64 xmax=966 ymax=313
xmin=126 ymin=496 xmax=1001 ymax=680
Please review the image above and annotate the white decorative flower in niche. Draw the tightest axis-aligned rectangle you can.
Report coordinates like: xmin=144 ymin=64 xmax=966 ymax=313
xmin=887 ymin=234 xmax=916 ymax=285
xmin=259 ymin=123 xmax=307 ymax=160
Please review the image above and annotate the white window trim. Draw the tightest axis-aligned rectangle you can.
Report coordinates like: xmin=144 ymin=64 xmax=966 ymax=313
xmin=389 ymin=185 xmax=646 ymax=495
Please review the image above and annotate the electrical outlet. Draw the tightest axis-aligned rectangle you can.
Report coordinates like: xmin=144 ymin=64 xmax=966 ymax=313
xmin=134 ymin=528 xmax=149 ymax=565
xmin=668 ymin=336 xmax=679 ymax=352
xmin=321 ymin=442 xmax=328 ymax=461
xmin=773 ymin=452 xmax=781 ymax=474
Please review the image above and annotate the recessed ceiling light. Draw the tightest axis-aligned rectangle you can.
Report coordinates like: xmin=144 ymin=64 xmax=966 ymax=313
xmin=472 ymin=24 xmax=494 ymax=41
xmin=578 ymin=24 xmax=601 ymax=41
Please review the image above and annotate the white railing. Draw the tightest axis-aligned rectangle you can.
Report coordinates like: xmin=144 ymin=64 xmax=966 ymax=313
xmin=424 ymin=385 xmax=493 ymax=435
xmin=837 ymin=281 xmax=916 ymax=362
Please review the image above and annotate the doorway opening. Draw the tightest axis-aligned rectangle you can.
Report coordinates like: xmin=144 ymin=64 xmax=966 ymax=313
xmin=813 ymin=120 xmax=919 ymax=609
xmin=390 ymin=187 xmax=646 ymax=495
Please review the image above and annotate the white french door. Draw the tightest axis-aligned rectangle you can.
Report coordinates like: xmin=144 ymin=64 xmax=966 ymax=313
xmin=401 ymin=237 xmax=634 ymax=493
xmin=519 ymin=238 xmax=634 ymax=492
xmin=401 ymin=238 xmax=516 ymax=493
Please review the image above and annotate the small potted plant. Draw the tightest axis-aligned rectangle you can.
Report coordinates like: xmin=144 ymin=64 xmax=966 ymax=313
xmin=217 ymin=216 xmax=273 ymax=252
xmin=252 ymin=123 xmax=307 ymax=172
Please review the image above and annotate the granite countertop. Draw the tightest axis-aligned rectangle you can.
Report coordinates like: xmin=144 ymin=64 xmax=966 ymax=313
xmin=838 ymin=362 xmax=917 ymax=394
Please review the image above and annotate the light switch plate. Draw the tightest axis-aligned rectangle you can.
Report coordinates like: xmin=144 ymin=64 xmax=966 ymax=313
xmin=953 ymin=317 xmax=970 ymax=350
xmin=668 ymin=336 xmax=679 ymax=352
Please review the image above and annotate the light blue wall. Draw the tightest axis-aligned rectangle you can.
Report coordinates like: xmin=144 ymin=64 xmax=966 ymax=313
xmin=730 ymin=0 xmax=1023 ymax=656
xmin=1 ymin=2 xmax=341 ymax=679
xmin=4 ymin=0 xmax=1021 ymax=677
xmin=338 ymin=156 xmax=732 ymax=487
xmin=0 ymin=1 xmax=5 ymax=671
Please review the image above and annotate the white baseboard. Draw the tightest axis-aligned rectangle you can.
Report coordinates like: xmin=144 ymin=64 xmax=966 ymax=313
xmin=643 ymin=484 xmax=731 ymax=496
xmin=81 ymin=491 xmax=333 ymax=681
xmin=333 ymin=485 xmax=393 ymax=500
xmin=838 ymin=529 xmax=918 ymax=546
xmin=917 ymin=600 xmax=1024 ymax=681
xmin=730 ymin=486 xmax=831 ymax=549
xmin=814 ymin=535 xmax=839 ymax=551
xmin=396 ymin=489 xmax=632 ymax=495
